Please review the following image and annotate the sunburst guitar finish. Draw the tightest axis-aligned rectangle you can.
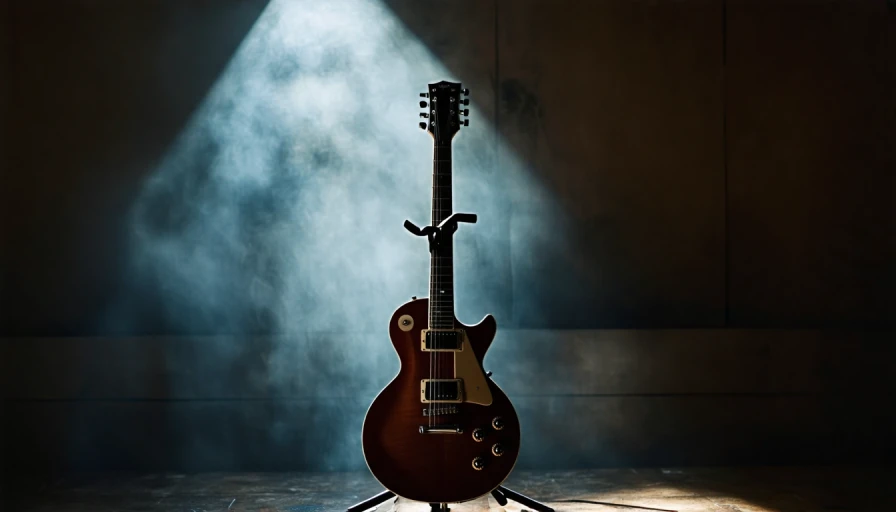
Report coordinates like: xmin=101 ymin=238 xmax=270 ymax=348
xmin=362 ymin=298 xmax=520 ymax=503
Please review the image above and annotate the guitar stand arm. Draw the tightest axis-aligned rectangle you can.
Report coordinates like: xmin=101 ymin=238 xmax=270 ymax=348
xmin=404 ymin=213 xmax=477 ymax=252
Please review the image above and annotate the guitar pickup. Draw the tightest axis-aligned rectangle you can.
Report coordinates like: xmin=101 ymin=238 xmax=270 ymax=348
xmin=421 ymin=329 xmax=464 ymax=351
xmin=420 ymin=379 xmax=463 ymax=403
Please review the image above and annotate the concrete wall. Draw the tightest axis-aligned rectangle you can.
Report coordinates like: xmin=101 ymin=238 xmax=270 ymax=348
xmin=389 ymin=0 xmax=894 ymax=330
xmin=2 ymin=329 xmax=894 ymax=472
xmin=1 ymin=0 xmax=893 ymax=472
xmin=1 ymin=0 xmax=271 ymax=335
xmin=726 ymin=0 xmax=893 ymax=327
xmin=4 ymin=0 xmax=890 ymax=334
xmin=1 ymin=1 xmax=9 ymax=285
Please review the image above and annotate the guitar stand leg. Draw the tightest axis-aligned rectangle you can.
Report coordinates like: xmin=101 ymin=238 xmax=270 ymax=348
xmin=495 ymin=486 xmax=555 ymax=512
xmin=430 ymin=503 xmax=449 ymax=512
xmin=346 ymin=490 xmax=395 ymax=512
xmin=490 ymin=488 xmax=508 ymax=506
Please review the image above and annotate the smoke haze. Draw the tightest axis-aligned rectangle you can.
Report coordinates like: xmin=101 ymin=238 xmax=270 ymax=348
xmin=123 ymin=0 xmax=558 ymax=469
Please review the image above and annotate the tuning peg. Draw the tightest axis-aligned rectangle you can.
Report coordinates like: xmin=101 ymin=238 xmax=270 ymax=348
xmin=461 ymin=119 xmax=469 ymax=126
xmin=420 ymin=113 xmax=429 ymax=118
xmin=460 ymin=109 xmax=469 ymax=116
xmin=462 ymin=88 xmax=470 ymax=96
xmin=460 ymin=98 xmax=469 ymax=105
xmin=419 ymin=101 xmax=427 ymax=108
xmin=419 ymin=122 xmax=427 ymax=130
xmin=420 ymin=93 xmax=429 ymax=98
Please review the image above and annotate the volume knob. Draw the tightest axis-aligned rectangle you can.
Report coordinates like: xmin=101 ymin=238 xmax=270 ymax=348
xmin=492 ymin=416 xmax=505 ymax=430
xmin=491 ymin=443 xmax=505 ymax=457
xmin=472 ymin=456 xmax=485 ymax=471
xmin=472 ymin=428 xmax=485 ymax=442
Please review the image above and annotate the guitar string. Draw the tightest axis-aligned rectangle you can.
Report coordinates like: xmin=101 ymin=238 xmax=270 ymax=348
xmin=435 ymin=108 xmax=444 ymax=426
xmin=434 ymin=100 xmax=450 ymax=425
xmin=430 ymin=94 xmax=438 ymax=428
xmin=439 ymin=101 xmax=445 ymax=425
xmin=430 ymin=89 xmax=459 ymax=426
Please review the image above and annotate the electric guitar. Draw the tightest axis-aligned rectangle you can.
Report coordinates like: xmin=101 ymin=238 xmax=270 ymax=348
xmin=361 ymin=81 xmax=521 ymax=503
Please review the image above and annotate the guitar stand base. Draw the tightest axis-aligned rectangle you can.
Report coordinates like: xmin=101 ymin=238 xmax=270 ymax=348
xmin=347 ymin=490 xmax=394 ymax=512
xmin=491 ymin=486 xmax=555 ymax=511
xmin=346 ymin=486 xmax=554 ymax=512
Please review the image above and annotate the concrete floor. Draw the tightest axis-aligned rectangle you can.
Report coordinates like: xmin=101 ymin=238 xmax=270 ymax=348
xmin=4 ymin=467 xmax=892 ymax=512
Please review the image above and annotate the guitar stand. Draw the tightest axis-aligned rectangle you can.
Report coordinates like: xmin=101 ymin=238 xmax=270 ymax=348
xmin=346 ymin=485 xmax=554 ymax=512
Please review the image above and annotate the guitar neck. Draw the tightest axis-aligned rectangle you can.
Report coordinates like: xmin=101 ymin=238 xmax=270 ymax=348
xmin=429 ymin=142 xmax=454 ymax=328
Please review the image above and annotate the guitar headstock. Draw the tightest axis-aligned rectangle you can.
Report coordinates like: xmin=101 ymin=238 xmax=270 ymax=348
xmin=418 ymin=81 xmax=470 ymax=144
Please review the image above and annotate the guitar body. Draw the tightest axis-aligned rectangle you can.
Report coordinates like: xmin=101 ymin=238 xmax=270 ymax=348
xmin=362 ymin=298 xmax=520 ymax=503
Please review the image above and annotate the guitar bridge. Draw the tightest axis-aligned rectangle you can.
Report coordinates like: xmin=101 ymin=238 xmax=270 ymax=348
xmin=423 ymin=405 xmax=458 ymax=417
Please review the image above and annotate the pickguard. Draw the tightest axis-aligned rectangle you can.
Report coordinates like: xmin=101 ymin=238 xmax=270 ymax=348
xmin=455 ymin=337 xmax=492 ymax=406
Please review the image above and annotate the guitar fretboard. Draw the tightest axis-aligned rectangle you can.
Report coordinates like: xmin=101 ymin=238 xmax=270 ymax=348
xmin=429 ymin=143 xmax=454 ymax=329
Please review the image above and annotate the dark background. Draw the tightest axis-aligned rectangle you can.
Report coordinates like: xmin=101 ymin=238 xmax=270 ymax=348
xmin=1 ymin=0 xmax=894 ymax=475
